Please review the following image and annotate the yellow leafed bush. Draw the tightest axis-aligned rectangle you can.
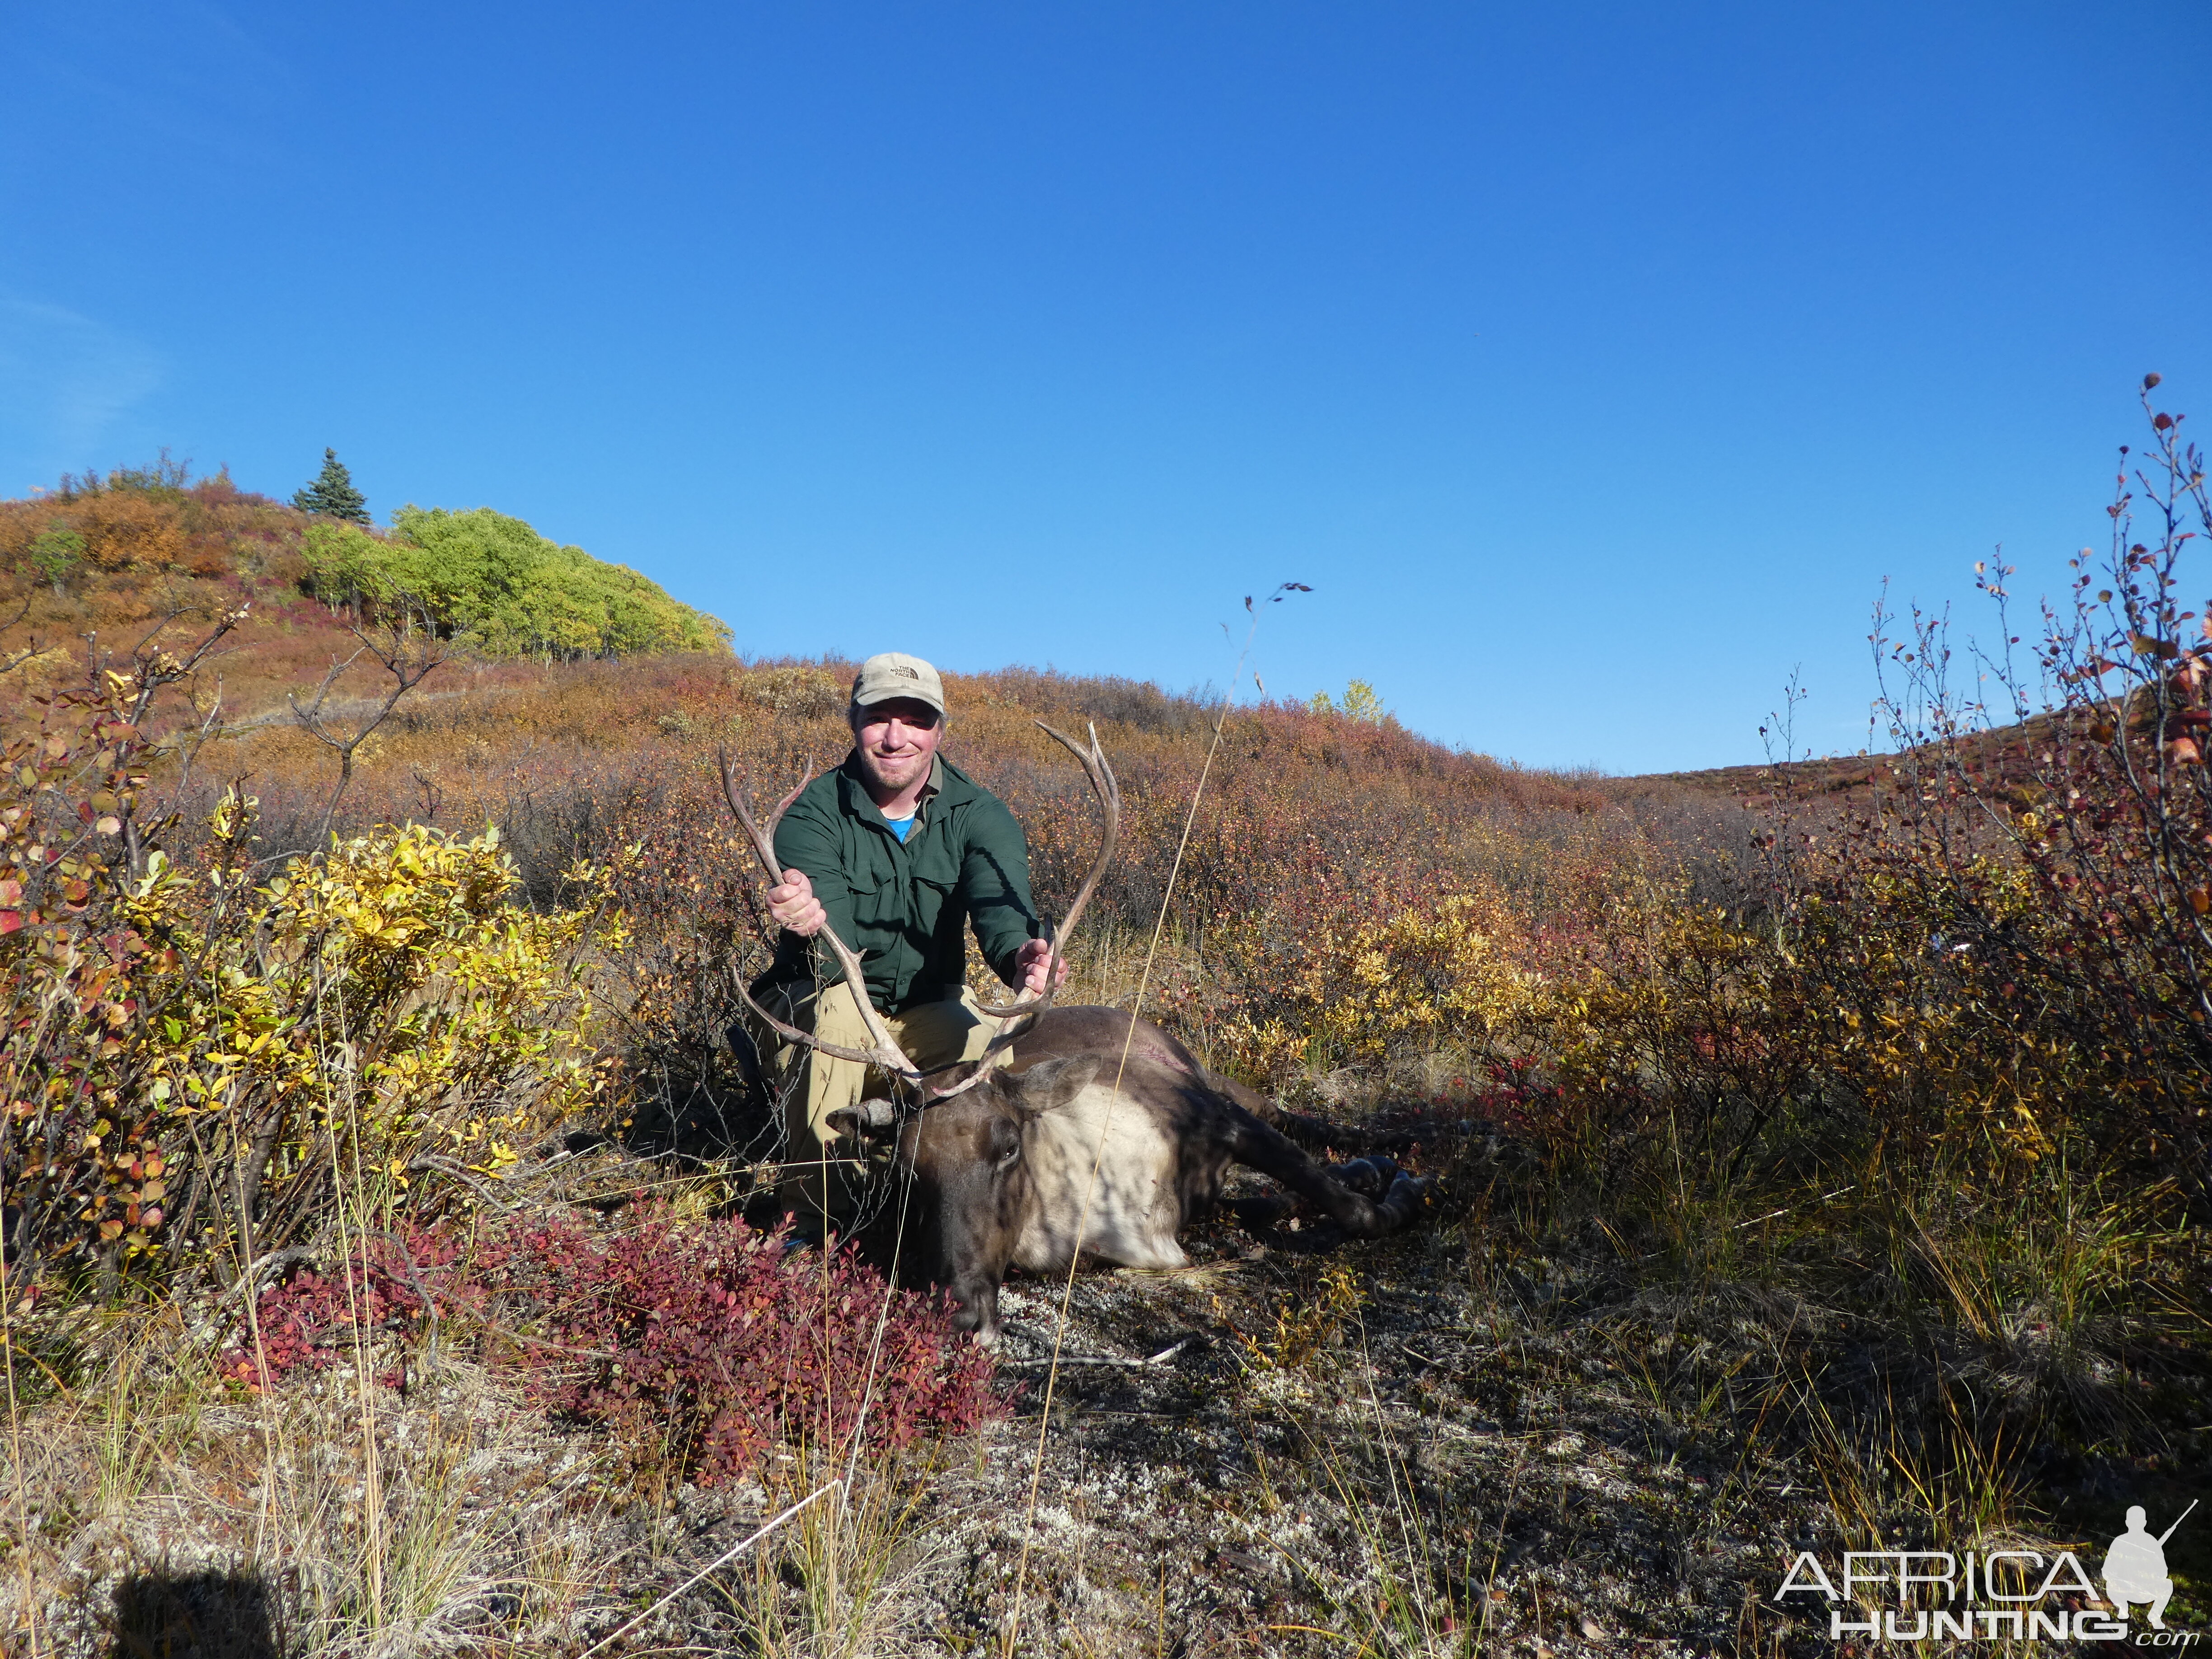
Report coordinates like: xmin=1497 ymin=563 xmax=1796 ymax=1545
xmin=1214 ymin=886 xmax=1541 ymax=1087
xmin=2 ymin=664 xmax=619 ymax=1289
xmin=138 ymin=817 xmax=616 ymax=1189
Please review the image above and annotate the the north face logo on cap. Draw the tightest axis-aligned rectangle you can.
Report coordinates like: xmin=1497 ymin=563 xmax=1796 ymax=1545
xmin=853 ymin=652 xmax=946 ymax=712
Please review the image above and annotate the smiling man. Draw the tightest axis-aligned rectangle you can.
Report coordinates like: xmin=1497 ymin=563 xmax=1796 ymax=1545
xmin=753 ymin=651 xmax=1064 ymax=1223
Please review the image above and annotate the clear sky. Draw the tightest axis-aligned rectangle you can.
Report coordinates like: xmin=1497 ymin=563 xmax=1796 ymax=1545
xmin=3 ymin=3 xmax=2207 ymax=772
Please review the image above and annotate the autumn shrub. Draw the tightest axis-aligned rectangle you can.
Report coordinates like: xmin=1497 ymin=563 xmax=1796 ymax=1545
xmin=1521 ymin=803 xmax=2192 ymax=1232
xmin=1467 ymin=388 xmax=2212 ymax=1525
xmin=580 ymin=774 xmax=775 ymax=1149
xmin=1527 ymin=382 xmax=2212 ymax=1208
xmin=305 ymin=507 xmax=731 ymax=660
xmin=146 ymin=812 xmax=615 ymax=1265
xmin=0 ymin=661 xmax=180 ymax=1285
xmin=1502 ymin=389 xmax=2212 ymax=1190
xmin=0 ymin=644 xmax=619 ymax=1295
xmin=738 ymin=662 xmax=848 ymax=719
xmin=0 ymin=455 xmax=302 ymax=596
xmin=1856 ymin=377 xmax=2212 ymax=1193
xmin=1205 ymin=882 xmax=1544 ymax=1092
xmin=219 ymin=1223 xmax=465 ymax=1388
xmin=227 ymin=1213 xmax=999 ymax=1486
xmin=492 ymin=1213 xmax=998 ymax=1483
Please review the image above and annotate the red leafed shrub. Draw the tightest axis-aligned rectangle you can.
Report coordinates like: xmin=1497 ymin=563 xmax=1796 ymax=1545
xmin=225 ymin=1214 xmax=999 ymax=1486
xmin=220 ymin=1226 xmax=461 ymax=1388
xmin=484 ymin=1214 xmax=998 ymax=1484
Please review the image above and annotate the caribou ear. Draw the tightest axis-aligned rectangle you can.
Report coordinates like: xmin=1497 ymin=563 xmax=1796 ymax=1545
xmin=824 ymin=1097 xmax=899 ymax=1140
xmin=1013 ymin=1054 xmax=1102 ymax=1116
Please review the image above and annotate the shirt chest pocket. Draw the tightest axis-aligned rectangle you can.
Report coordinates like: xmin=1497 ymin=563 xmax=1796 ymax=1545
xmin=908 ymin=832 xmax=962 ymax=891
xmin=846 ymin=844 xmax=902 ymax=928
xmin=909 ymin=868 xmax=956 ymax=937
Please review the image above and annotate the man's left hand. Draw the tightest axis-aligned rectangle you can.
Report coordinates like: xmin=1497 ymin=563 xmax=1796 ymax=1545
xmin=1014 ymin=936 xmax=1069 ymax=997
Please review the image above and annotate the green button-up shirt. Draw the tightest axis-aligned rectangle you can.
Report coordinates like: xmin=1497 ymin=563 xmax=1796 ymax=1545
xmin=764 ymin=752 xmax=1044 ymax=1014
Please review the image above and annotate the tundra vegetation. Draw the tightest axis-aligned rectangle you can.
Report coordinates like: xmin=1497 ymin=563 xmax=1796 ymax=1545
xmin=1 ymin=391 xmax=2209 ymax=1656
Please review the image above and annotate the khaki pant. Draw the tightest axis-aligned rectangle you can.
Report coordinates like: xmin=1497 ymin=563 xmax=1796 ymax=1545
xmin=754 ymin=981 xmax=1012 ymax=1224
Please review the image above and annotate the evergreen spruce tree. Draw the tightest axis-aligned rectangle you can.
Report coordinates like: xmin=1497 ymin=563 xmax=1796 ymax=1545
xmin=293 ymin=448 xmax=371 ymax=523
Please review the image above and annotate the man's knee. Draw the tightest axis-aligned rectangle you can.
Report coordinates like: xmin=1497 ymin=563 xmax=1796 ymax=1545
xmin=811 ymin=979 xmax=877 ymax=1040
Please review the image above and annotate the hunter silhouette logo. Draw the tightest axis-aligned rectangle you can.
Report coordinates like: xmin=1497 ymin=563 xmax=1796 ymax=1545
xmin=1774 ymin=1498 xmax=2198 ymax=1643
xmin=2105 ymin=1502 xmax=2194 ymax=1631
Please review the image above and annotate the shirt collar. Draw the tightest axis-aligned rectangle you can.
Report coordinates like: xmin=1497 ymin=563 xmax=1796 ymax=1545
xmin=901 ymin=755 xmax=944 ymax=825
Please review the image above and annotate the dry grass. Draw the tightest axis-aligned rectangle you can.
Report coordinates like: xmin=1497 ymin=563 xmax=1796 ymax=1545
xmin=3 ymin=1107 xmax=2207 ymax=1655
xmin=0 ymin=1310 xmax=609 ymax=1657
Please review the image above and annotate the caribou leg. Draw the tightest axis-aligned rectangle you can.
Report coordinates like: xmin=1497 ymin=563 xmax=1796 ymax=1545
xmin=1328 ymin=1155 xmax=1400 ymax=1199
xmin=1221 ymin=1109 xmax=1429 ymax=1237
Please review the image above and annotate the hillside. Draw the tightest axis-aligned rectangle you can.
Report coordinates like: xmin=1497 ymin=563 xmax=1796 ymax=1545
xmin=0 ymin=458 xmax=729 ymax=710
xmin=1650 ymin=703 xmax=2102 ymax=823
xmin=2 ymin=459 xmax=2207 ymax=1654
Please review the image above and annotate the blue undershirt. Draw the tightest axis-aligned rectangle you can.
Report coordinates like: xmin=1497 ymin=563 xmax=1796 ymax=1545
xmin=884 ymin=812 xmax=916 ymax=843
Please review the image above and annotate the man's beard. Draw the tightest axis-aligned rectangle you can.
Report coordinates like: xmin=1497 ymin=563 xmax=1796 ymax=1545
xmin=860 ymin=749 xmax=927 ymax=792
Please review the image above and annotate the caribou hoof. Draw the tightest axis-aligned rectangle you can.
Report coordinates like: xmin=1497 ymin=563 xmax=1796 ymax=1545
xmin=1383 ymin=1172 xmax=1433 ymax=1227
xmin=1333 ymin=1155 xmax=1400 ymax=1198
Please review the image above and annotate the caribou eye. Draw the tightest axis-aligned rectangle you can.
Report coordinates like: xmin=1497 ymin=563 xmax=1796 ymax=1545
xmin=996 ymin=1140 xmax=1022 ymax=1167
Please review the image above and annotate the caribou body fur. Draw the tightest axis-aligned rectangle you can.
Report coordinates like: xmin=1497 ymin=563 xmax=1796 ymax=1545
xmin=832 ymin=1006 xmax=1429 ymax=1343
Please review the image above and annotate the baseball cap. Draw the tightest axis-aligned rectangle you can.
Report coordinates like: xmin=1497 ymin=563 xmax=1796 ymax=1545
xmin=850 ymin=651 xmax=947 ymax=716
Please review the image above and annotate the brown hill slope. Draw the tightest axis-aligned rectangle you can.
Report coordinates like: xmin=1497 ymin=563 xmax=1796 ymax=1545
xmin=0 ymin=459 xmax=1657 ymax=911
xmin=1644 ymin=704 xmax=2089 ymax=815
xmin=0 ymin=459 xmax=725 ymax=721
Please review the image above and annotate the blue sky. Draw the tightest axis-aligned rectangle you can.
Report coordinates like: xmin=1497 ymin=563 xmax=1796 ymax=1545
xmin=3 ymin=3 xmax=2207 ymax=771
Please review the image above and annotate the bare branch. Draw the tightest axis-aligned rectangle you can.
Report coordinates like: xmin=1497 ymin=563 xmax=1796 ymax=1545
xmin=289 ymin=606 xmax=447 ymax=842
xmin=113 ymin=600 xmax=249 ymax=726
xmin=0 ymin=594 xmax=37 ymax=677
xmin=412 ymin=765 xmax=445 ymax=821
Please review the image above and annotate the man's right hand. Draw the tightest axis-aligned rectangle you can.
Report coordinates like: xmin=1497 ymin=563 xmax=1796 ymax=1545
xmin=767 ymin=868 xmax=827 ymax=937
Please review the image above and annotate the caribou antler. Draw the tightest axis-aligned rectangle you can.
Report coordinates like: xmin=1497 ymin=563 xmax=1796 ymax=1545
xmin=716 ymin=750 xmax=925 ymax=1082
xmin=905 ymin=722 xmax=1120 ymax=1103
xmin=717 ymin=722 xmax=1120 ymax=1105
xmin=972 ymin=721 xmax=1121 ymax=1021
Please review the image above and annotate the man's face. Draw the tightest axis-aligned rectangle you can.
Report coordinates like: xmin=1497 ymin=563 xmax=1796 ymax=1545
xmin=852 ymin=697 xmax=944 ymax=797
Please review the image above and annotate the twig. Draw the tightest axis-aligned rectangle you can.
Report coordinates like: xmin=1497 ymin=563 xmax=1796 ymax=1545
xmin=998 ymin=1337 xmax=1197 ymax=1371
xmin=0 ymin=594 xmax=40 ymax=677
xmin=361 ymin=1228 xmax=443 ymax=1375
xmin=576 ymin=1481 xmax=844 ymax=1658
xmin=183 ymin=1247 xmax=319 ymax=1346
xmin=289 ymin=608 xmax=446 ymax=841
xmin=406 ymin=1154 xmax=526 ymax=1213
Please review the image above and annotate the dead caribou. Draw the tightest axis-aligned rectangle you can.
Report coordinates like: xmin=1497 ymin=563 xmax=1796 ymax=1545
xmin=720 ymin=727 xmax=1430 ymax=1343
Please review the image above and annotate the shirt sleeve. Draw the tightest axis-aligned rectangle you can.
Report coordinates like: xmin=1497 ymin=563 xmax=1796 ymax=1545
xmin=960 ymin=794 xmax=1044 ymax=984
xmin=772 ymin=790 xmax=861 ymax=984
